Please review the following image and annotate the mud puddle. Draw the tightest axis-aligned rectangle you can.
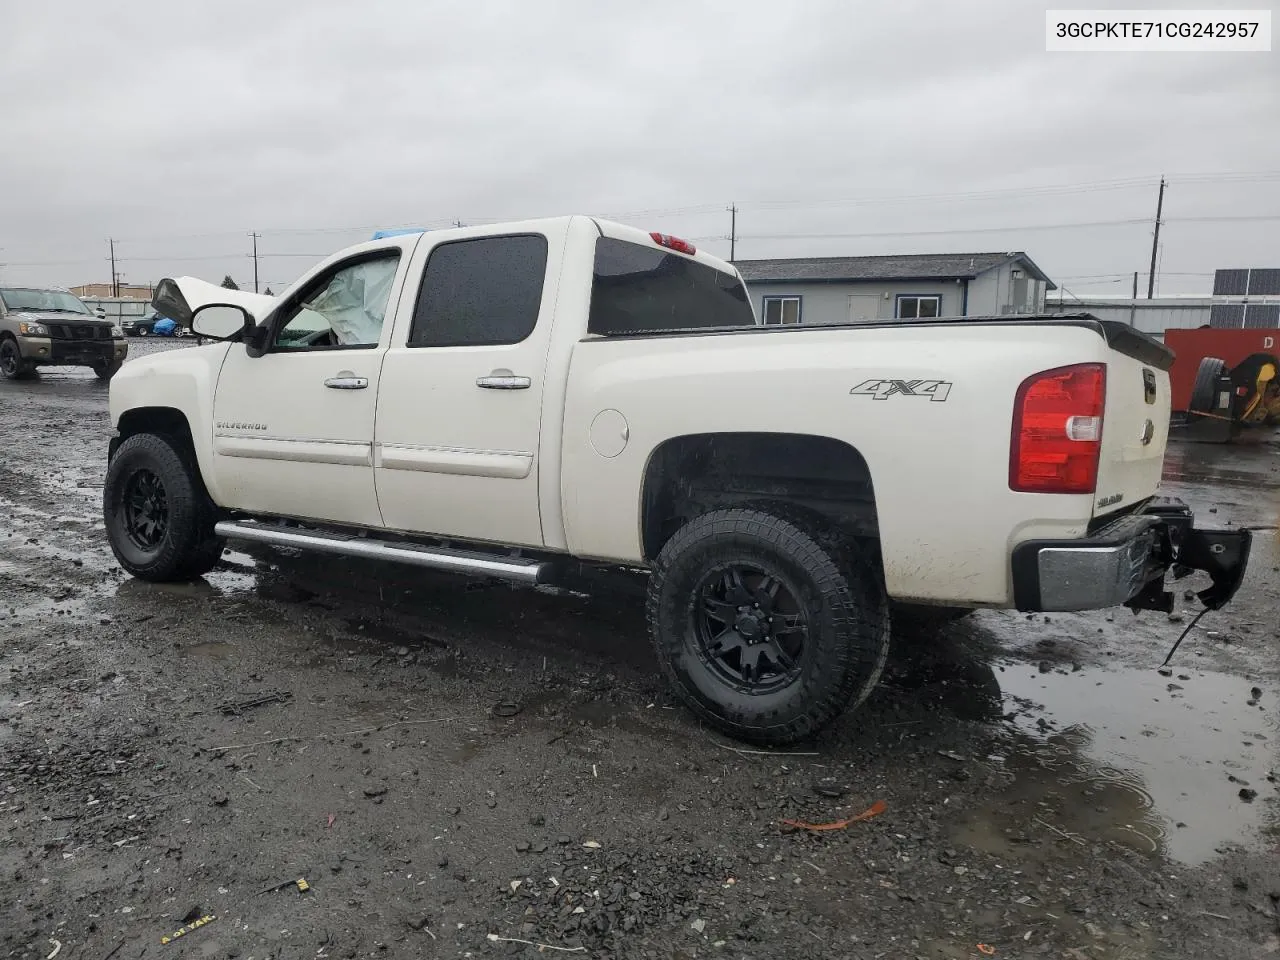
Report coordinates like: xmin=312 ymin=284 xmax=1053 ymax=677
xmin=958 ymin=661 xmax=1277 ymax=865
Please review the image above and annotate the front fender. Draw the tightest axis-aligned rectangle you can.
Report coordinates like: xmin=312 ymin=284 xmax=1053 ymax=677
xmin=108 ymin=343 xmax=232 ymax=505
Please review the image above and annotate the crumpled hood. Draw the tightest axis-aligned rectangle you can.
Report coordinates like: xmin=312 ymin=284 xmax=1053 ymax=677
xmin=152 ymin=276 xmax=276 ymax=326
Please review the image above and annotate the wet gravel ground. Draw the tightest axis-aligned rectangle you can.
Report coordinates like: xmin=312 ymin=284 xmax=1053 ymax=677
xmin=1 ymin=343 xmax=1278 ymax=959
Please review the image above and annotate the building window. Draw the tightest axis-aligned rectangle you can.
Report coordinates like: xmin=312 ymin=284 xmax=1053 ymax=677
xmin=762 ymin=296 xmax=802 ymax=325
xmin=896 ymin=295 xmax=941 ymax=319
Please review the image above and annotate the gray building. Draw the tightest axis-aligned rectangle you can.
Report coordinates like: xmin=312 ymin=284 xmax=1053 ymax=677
xmin=737 ymin=252 xmax=1057 ymax=325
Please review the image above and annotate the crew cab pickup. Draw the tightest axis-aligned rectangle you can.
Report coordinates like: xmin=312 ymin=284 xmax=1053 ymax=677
xmin=103 ymin=217 xmax=1250 ymax=744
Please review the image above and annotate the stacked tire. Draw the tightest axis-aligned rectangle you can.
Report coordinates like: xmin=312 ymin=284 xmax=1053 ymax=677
xmin=1189 ymin=357 xmax=1227 ymax=414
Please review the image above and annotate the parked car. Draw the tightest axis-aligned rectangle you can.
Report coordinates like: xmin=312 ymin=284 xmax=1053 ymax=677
xmin=125 ymin=312 xmax=185 ymax=337
xmin=0 ymin=286 xmax=127 ymax=380
xmin=103 ymin=217 xmax=1251 ymax=744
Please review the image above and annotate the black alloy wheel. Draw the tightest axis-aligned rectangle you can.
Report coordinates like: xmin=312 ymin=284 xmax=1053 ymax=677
xmin=121 ymin=468 xmax=169 ymax=551
xmin=694 ymin=563 xmax=808 ymax=694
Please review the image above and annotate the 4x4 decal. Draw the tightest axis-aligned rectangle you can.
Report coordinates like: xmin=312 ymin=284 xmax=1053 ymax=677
xmin=849 ymin=379 xmax=952 ymax=402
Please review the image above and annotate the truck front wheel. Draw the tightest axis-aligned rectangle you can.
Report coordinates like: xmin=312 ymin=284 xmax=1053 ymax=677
xmin=647 ymin=508 xmax=889 ymax=746
xmin=104 ymin=433 xmax=223 ymax=581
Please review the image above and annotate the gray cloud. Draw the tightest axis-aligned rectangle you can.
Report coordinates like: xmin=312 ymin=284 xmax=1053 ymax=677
xmin=2 ymin=0 xmax=1276 ymax=296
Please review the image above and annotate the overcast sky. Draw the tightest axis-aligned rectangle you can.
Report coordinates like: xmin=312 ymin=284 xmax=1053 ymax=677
xmin=1 ymin=0 xmax=1276 ymax=297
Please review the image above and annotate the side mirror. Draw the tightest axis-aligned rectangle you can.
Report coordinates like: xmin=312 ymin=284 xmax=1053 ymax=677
xmin=191 ymin=303 xmax=256 ymax=341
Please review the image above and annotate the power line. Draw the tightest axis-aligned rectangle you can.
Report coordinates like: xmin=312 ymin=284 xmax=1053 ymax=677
xmin=1166 ymin=214 xmax=1280 ymax=223
xmin=16 ymin=169 xmax=1280 ymax=249
xmin=740 ymin=176 xmax=1163 ymax=210
xmin=722 ymin=217 xmax=1153 ymax=243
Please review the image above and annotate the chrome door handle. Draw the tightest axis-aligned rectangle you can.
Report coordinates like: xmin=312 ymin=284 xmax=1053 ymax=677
xmin=476 ymin=375 xmax=531 ymax=390
xmin=324 ymin=375 xmax=368 ymax=390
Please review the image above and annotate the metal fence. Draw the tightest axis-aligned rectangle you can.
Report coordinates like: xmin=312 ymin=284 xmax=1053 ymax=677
xmin=1044 ymin=296 xmax=1280 ymax=338
xmin=78 ymin=297 xmax=153 ymax=322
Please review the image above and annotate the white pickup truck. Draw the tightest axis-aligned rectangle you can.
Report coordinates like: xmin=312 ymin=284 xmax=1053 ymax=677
xmin=104 ymin=217 xmax=1250 ymax=744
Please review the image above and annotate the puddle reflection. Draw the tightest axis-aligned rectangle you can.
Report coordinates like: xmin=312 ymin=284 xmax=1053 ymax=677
xmin=996 ymin=663 xmax=1275 ymax=864
xmin=891 ymin=631 xmax=1277 ymax=865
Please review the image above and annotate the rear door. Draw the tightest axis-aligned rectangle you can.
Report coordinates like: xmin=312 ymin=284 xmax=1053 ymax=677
xmin=373 ymin=228 xmax=564 ymax=547
xmin=1093 ymin=348 xmax=1170 ymax=516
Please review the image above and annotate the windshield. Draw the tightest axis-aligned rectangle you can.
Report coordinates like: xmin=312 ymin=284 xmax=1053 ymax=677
xmin=0 ymin=288 xmax=92 ymax=315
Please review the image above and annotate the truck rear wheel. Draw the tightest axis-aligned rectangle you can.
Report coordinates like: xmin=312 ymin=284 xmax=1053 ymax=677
xmin=104 ymin=433 xmax=223 ymax=581
xmin=647 ymin=508 xmax=889 ymax=746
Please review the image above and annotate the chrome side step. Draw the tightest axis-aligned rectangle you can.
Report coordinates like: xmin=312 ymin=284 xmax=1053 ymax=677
xmin=213 ymin=520 xmax=549 ymax=585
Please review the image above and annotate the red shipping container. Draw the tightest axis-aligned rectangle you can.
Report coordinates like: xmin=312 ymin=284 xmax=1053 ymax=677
xmin=1165 ymin=327 xmax=1280 ymax=412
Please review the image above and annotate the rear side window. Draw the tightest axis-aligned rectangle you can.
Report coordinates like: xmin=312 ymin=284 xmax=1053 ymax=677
xmin=408 ymin=235 xmax=548 ymax=347
xmin=588 ymin=238 xmax=756 ymax=335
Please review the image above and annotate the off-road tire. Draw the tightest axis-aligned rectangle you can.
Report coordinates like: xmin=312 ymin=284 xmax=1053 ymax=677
xmin=104 ymin=433 xmax=223 ymax=581
xmin=1189 ymin=357 xmax=1227 ymax=414
xmin=94 ymin=359 xmax=123 ymax=381
xmin=0 ymin=337 xmax=36 ymax=380
xmin=647 ymin=507 xmax=890 ymax=746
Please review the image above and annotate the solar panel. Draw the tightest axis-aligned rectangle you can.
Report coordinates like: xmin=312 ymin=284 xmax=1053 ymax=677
xmin=1246 ymin=269 xmax=1280 ymax=296
xmin=1214 ymin=269 xmax=1249 ymax=296
xmin=1210 ymin=304 xmax=1245 ymax=328
xmin=1243 ymin=304 xmax=1280 ymax=329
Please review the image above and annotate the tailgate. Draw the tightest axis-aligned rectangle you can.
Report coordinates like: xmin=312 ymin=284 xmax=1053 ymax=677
xmin=1093 ymin=348 xmax=1170 ymax=517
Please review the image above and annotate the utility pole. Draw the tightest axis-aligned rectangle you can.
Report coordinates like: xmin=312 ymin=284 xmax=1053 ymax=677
xmin=108 ymin=238 xmax=118 ymax=297
xmin=1130 ymin=271 xmax=1138 ymax=326
xmin=1146 ymin=176 xmax=1165 ymax=299
xmin=249 ymin=232 xmax=261 ymax=293
xmin=728 ymin=204 xmax=737 ymax=262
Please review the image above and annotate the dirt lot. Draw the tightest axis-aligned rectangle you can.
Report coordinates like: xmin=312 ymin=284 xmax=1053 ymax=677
xmin=2 ymin=344 xmax=1278 ymax=960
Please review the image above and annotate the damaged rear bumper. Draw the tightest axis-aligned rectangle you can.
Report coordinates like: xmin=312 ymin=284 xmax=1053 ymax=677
xmin=1011 ymin=497 xmax=1251 ymax=613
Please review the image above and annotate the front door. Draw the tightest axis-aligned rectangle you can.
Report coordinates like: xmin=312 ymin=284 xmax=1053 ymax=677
xmin=374 ymin=231 xmax=559 ymax=547
xmin=210 ymin=250 xmax=407 ymax=527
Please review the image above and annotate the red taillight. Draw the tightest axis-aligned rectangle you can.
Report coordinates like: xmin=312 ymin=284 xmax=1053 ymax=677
xmin=1010 ymin=363 xmax=1107 ymax=494
xmin=649 ymin=232 xmax=697 ymax=255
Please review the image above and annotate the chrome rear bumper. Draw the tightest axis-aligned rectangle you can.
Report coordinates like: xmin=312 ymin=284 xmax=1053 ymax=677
xmin=1011 ymin=498 xmax=1251 ymax=613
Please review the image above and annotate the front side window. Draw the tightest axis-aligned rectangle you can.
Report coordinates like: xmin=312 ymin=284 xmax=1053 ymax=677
xmin=0 ymin=288 xmax=91 ymax=315
xmin=408 ymin=235 xmax=548 ymax=348
xmin=274 ymin=253 xmax=400 ymax=350
xmin=762 ymin=296 xmax=801 ymax=325
xmin=588 ymin=238 xmax=756 ymax=335
xmin=896 ymin=295 xmax=941 ymax=319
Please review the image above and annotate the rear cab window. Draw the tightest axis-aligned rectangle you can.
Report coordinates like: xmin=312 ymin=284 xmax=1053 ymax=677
xmin=588 ymin=238 xmax=755 ymax=335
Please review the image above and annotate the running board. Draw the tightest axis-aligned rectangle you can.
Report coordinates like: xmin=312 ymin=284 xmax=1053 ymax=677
xmin=213 ymin=520 xmax=550 ymax=585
